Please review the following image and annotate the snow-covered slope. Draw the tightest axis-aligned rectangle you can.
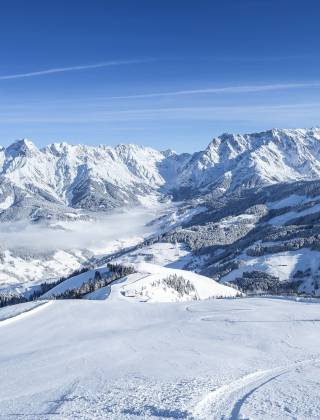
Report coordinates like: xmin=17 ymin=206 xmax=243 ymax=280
xmin=1 ymin=297 xmax=320 ymax=418
xmin=41 ymin=261 xmax=239 ymax=302
xmin=41 ymin=265 xmax=110 ymax=299
xmin=166 ymin=178 xmax=320 ymax=295
xmin=110 ymin=263 xmax=239 ymax=302
xmin=2 ymin=129 xmax=320 ymax=417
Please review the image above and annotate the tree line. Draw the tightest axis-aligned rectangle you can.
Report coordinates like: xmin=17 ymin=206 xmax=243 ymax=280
xmin=53 ymin=264 xmax=135 ymax=300
xmin=0 ymin=263 xmax=135 ymax=308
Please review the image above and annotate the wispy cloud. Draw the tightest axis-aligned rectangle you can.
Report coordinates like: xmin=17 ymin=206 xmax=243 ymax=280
xmin=207 ymin=54 xmax=316 ymax=62
xmin=1 ymin=102 xmax=320 ymax=124
xmin=0 ymin=59 xmax=153 ymax=80
xmin=107 ymin=82 xmax=320 ymax=99
xmin=96 ymin=103 xmax=320 ymax=122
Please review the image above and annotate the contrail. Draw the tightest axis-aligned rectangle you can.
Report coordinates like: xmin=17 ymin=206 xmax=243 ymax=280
xmin=0 ymin=59 xmax=153 ymax=80
xmin=107 ymin=82 xmax=320 ymax=99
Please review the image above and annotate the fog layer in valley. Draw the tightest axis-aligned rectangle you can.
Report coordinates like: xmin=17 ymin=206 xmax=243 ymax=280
xmin=0 ymin=207 xmax=157 ymax=253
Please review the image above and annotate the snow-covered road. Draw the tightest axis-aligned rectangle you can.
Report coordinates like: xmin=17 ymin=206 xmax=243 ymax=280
xmin=0 ymin=297 xmax=319 ymax=419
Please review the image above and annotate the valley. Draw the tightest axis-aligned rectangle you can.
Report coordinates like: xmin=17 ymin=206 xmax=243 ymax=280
xmin=1 ymin=128 xmax=320 ymax=418
xmin=2 ymin=128 xmax=320 ymax=297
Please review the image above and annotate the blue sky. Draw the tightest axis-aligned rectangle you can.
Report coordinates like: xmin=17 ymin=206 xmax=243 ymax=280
xmin=0 ymin=0 xmax=320 ymax=152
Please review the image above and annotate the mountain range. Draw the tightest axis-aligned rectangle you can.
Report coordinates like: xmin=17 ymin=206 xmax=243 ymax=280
xmin=2 ymin=127 xmax=320 ymax=297
xmin=1 ymin=128 xmax=320 ymax=221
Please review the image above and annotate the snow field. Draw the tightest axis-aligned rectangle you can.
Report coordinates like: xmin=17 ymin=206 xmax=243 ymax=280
xmin=0 ymin=297 xmax=320 ymax=418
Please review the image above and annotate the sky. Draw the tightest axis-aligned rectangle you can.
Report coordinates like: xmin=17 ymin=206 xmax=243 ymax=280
xmin=0 ymin=0 xmax=320 ymax=152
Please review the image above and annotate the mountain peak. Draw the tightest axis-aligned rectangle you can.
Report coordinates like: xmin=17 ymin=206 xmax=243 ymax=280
xmin=5 ymin=138 xmax=38 ymax=158
xmin=161 ymin=149 xmax=176 ymax=158
xmin=45 ymin=142 xmax=72 ymax=156
xmin=12 ymin=138 xmax=35 ymax=148
xmin=2 ymin=127 xmax=320 ymax=218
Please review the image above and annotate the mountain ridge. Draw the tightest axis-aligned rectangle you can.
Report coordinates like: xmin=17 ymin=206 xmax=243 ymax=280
xmin=3 ymin=127 xmax=320 ymax=295
xmin=1 ymin=127 xmax=320 ymax=222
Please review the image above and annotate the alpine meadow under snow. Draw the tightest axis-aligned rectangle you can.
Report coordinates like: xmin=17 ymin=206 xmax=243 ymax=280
xmin=1 ymin=128 xmax=320 ymax=418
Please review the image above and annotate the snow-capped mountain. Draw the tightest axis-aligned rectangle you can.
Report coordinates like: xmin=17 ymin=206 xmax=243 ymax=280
xmin=2 ymin=129 xmax=320 ymax=418
xmin=3 ymin=127 xmax=320 ymax=295
xmin=0 ymin=139 xmax=175 ymax=221
xmin=1 ymin=128 xmax=320 ymax=221
xmin=175 ymin=128 xmax=320 ymax=195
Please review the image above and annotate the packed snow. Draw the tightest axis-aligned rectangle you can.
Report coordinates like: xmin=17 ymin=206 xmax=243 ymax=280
xmin=0 ymin=300 xmax=47 ymax=322
xmin=0 ymin=297 xmax=320 ymax=418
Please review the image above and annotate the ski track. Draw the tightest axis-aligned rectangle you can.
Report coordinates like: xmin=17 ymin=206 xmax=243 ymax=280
xmin=185 ymin=305 xmax=254 ymax=314
xmin=0 ymin=300 xmax=52 ymax=327
xmin=201 ymin=317 xmax=320 ymax=323
xmin=1 ymin=297 xmax=320 ymax=418
xmin=46 ymin=380 xmax=79 ymax=416
xmin=192 ymin=356 xmax=320 ymax=420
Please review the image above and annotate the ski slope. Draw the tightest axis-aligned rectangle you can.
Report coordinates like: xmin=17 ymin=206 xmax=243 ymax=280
xmin=42 ymin=262 xmax=239 ymax=302
xmin=0 ymin=300 xmax=48 ymax=323
xmin=0 ymin=297 xmax=320 ymax=418
xmin=42 ymin=266 xmax=110 ymax=298
xmin=109 ymin=262 xmax=239 ymax=302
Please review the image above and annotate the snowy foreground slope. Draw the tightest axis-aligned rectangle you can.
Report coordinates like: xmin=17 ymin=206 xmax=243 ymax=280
xmin=0 ymin=297 xmax=320 ymax=419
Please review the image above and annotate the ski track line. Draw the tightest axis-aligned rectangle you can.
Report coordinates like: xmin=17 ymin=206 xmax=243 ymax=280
xmin=185 ymin=303 xmax=254 ymax=314
xmin=0 ymin=300 xmax=53 ymax=327
xmin=200 ymin=317 xmax=320 ymax=323
xmin=192 ymin=356 xmax=320 ymax=420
